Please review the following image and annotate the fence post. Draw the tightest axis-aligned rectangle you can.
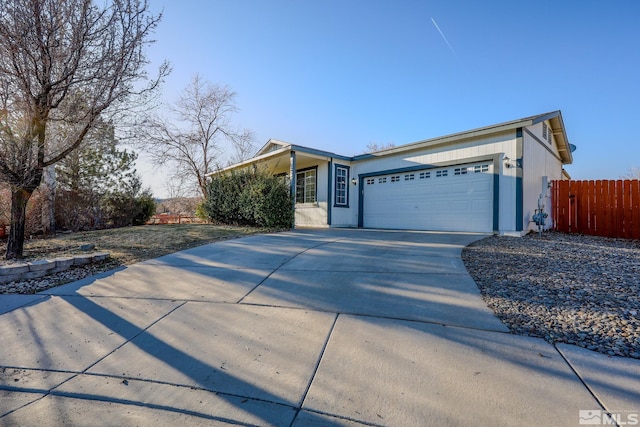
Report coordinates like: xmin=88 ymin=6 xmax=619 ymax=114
xmin=622 ymin=180 xmax=631 ymax=239
xmin=558 ymin=180 xmax=569 ymax=232
xmin=594 ymin=181 xmax=603 ymax=236
xmin=615 ymin=180 xmax=624 ymax=238
xmin=591 ymin=180 xmax=597 ymax=235
xmin=608 ymin=180 xmax=616 ymax=237
xmin=632 ymin=180 xmax=640 ymax=240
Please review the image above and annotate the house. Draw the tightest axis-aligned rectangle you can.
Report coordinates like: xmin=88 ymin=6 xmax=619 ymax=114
xmin=210 ymin=111 xmax=574 ymax=235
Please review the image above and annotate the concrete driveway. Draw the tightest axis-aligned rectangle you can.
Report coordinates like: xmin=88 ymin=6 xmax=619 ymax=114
xmin=0 ymin=229 xmax=638 ymax=426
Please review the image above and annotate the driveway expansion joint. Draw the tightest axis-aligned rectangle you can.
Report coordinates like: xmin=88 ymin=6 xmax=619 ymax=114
xmin=236 ymin=237 xmax=346 ymax=304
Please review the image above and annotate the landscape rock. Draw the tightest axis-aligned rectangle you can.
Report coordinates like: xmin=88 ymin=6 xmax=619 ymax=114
xmin=28 ymin=260 xmax=55 ymax=272
xmin=0 ymin=264 xmax=29 ymax=275
xmin=0 ymin=253 xmax=114 ymax=291
xmin=54 ymin=257 xmax=75 ymax=270
xmin=463 ymin=231 xmax=640 ymax=360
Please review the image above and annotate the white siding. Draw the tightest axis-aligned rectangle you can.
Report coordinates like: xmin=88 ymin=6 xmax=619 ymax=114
xmin=296 ymin=202 xmax=328 ymax=226
xmin=330 ymin=161 xmax=358 ymax=227
xmin=530 ymin=122 xmax=562 ymax=159
xmin=353 ymin=132 xmax=516 ymax=177
xmin=522 ymin=125 xmax=564 ymax=232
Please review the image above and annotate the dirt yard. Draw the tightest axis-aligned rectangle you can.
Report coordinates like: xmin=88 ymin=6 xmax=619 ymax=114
xmin=0 ymin=224 xmax=262 ymax=266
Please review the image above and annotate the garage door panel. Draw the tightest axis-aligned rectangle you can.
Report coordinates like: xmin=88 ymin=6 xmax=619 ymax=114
xmin=451 ymin=182 xmax=468 ymax=193
xmin=450 ymin=200 xmax=470 ymax=210
xmin=474 ymin=181 xmax=492 ymax=192
xmin=472 ymin=199 xmax=491 ymax=210
xmin=363 ymin=163 xmax=493 ymax=232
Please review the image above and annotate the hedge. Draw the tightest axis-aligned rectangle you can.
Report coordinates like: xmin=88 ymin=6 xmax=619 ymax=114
xmin=203 ymin=169 xmax=293 ymax=229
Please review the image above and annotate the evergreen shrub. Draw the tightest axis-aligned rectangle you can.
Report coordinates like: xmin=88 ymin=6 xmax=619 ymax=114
xmin=204 ymin=169 xmax=293 ymax=229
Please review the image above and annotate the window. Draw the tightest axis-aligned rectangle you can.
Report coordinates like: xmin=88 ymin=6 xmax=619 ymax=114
xmin=378 ymin=177 xmax=387 ymax=183
xmin=334 ymin=165 xmax=349 ymax=207
xmin=454 ymin=167 xmax=468 ymax=175
xmin=296 ymin=168 xmax=316 ymax=204
xmin=390 ymin=175 xmax=400 ymax=182
xmin=366 ymin=178 xmax=375 ymax=185
xmin=542 ymin=122 xmax=548 ymax=140
xmin=436 ymin=169 xmax=448 ymax=178
xmin=404 ymin=173 xmax=415 ymax=181
xmin=419 ymin=171 xmax=430 ymax=179
xmin=474 ymin=164 xmax=489 ymax=173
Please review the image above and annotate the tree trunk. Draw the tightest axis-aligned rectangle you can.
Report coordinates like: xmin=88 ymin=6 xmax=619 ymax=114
xmin=5 ymin=188 xmax=34 ymax=260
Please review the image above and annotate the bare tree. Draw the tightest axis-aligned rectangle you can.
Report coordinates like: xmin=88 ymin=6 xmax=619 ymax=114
xmin=364 ymin=141 xmax=396 ymax=153
xmin=138 ymin=74 xmax=254 ymax=198
xmin=0 ymin=0 xmax=168 ymax=259
xmin=624 ymin=167 xmax=640 ymax=179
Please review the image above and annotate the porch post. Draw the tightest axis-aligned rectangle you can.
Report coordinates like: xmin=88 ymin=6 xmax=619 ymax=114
xmin=290 ymin=151 xmax=296 ymax=229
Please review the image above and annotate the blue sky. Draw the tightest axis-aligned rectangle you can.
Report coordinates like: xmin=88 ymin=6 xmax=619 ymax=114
xmin=140 ymin=0 xmax=640 ymax=197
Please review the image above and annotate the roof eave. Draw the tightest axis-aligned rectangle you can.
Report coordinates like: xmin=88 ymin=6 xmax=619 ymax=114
xmin=547 ymin=112 xmax=573 ymax=165
xmin=216 ymin=111 xmax=573 ymax=172
xmin=352 ymin=119 xmax=530 ymax=160
xmin=207 ymin=145 xmax=292 ymax=176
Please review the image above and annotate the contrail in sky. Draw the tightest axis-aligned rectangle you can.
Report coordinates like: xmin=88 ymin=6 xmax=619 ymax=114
xmin=431 ymin=17 xmax=459 ymax=61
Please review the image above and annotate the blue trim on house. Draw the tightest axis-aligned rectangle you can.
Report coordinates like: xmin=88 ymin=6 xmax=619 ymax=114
xmin=290 ymin=144 xmax=352 ymax=162
xmin=327 ymin=160 xmax=333 ymax=225
xmin=493 ymin=157 xmax=500 ymax=232
xmin=515 ymin=128 xmax=524 ymax=232
xmin=357 ymin=175 xmax=364 ymax=228
xmin=530 ymin=110 xmax=560 ymax=125
xmin=333 ymin=164 xmax=350 ymax=208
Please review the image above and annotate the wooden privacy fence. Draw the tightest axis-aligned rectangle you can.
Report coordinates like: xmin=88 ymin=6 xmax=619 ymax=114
xmin=147 ymin=214 xmax=204 ymax=225
xmin=552 ymin=180 xmax=640 ymax=239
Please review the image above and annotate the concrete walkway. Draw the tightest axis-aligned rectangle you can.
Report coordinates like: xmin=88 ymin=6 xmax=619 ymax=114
xmin=0 ymin=229 xmax=638 ymax=426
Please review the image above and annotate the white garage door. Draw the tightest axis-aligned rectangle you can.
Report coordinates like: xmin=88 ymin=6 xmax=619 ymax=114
xmin=362 ymin=163 xmax=494 ymax=232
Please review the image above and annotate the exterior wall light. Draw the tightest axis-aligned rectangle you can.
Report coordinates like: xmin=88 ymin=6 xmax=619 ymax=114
xmin=504 ymin=156 xmax=514 ymax=168
xmin=351 ymin=178 xmax=357 ymax=185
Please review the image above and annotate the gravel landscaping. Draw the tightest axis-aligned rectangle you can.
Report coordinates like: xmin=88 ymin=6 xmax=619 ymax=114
xmin=462 ymin=231 xmax=640 ymax=359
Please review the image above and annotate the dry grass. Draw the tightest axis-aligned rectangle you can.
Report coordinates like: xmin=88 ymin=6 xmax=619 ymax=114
xmin=0 ymin=224 xmax=263 ymax=265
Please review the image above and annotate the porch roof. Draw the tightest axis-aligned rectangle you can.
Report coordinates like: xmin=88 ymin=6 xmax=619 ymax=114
xmin=207 ymin=140 xmax=351 ymax=176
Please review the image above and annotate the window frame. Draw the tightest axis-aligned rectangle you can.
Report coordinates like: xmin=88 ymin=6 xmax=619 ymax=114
xmin=296 ymin=167 xmax=317 ymax=205
xmin=334 ymin=164 xmax=350 ymax=208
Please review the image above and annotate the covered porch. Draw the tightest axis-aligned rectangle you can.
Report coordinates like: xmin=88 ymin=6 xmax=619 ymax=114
xmin=210 ymin=140 xmax=351 ymax=227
